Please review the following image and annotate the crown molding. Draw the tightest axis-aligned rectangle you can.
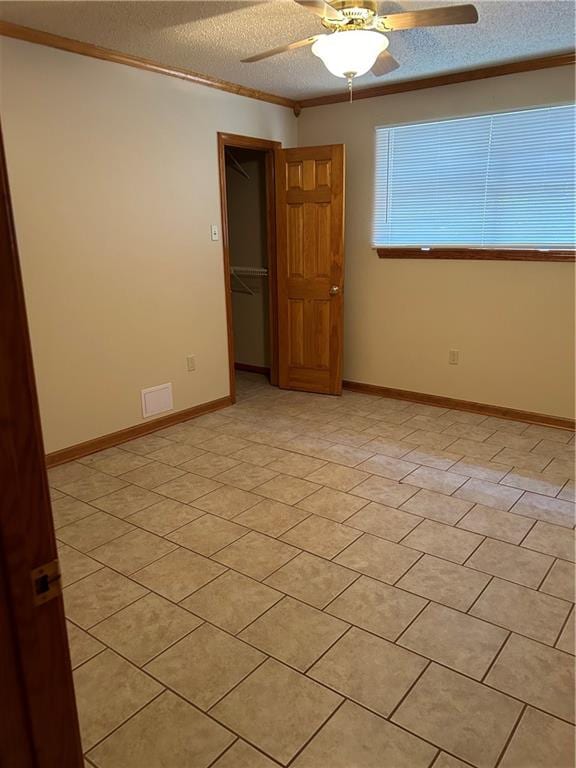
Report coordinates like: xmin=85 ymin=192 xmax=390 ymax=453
xmin=0 ymin=21 xmax=299 ymax=110
xmin=299 ymin=51 xmax=576 ymax=108
xmin=1 ymin=21 xmax=574 ymax=113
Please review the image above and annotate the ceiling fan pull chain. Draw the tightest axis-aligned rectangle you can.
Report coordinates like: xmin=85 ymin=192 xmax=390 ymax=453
xmin=345 ymin=72 xmax=354 ymax=102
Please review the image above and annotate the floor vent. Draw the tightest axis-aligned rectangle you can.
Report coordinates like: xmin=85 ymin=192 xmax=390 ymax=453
xmin=141 ymin=383 xmax=173 ymax=418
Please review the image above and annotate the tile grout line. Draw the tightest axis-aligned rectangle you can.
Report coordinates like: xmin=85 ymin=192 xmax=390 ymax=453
xmin=69 ymin=645 xmax=108 ymax=675
xmin=51 ymin=412 xmax=573 ymax=482
xmin=301 ymin=623 xmax=354 ymax=675
xmin=341 ymin=617 xmax=499 ymax=690
xmin=515 ymin=516 xmax=539 ymax=546
xmin=202 ymin=654 xmax=272 ymax=713
xmin=388 ymin=546 xmax=428 ymax=588
xmin=58 ymin=380 xmax=574 ymax=765
xmin=207 ymin=735 xmax=284 ymax=768
xmin=316 ymin=570 xmax=365 ymax=613
xmin=61 ymin=491 xmax=573 ymax=645
xmin=283 ymin=697 xmax=348 ymax=767
xmin=308 ymin=609 xmax=576 ymax=725
xmin=535 ymin=555 xmax=559 ymax=591
xmin=229 ymin=594 xmax=291 ymax=639
xmin=386 ymin=659 xmax=433 ymax=722
xmin=63 ymin=541 xmax=232 ymax=619
xmin=493 ymin=703 xmax=527 ymax=768
xmin=71 ymin=588 xmax=153 ymax=638
xmin=460 ymin=534 xmax=492 ymax=566
xmin=184 ymin=526 xmax=254 ymax=559
xmin=465 ymin=574 xmax=495 ymax=615
xmin=480 ymin=630 xmax=512 ymax=683
xmin=91 ymin=614 xmax=224 ymax=671
xmin=317 ymin=536 xmax=574 ymax=632
xmin=392 ymin=597 xmax=432 ymax=646
xmin=322 ymin=528 xmax=368 ymax=563
xmin=428 ymin=750 xmax=449 ymax=768
xmin=210 ymin=536 xmax=304 ymax=581
xmin=551 ymin=599 xmax=575 ymax=648
xmin=87 ymin=534 xmax=180 ymax=572
xmin=263 ymin=510 xmax=318 ymax=539
xmin=392 ymin=550 xmax=427 ymax=586
xmin=83 ymin=688 xmax=167 ymax=759
xmin=203 ymin=737 xmax=241 ymax=768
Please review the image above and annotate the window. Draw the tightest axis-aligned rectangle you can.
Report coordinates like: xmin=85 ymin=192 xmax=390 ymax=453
xmin=373 ymin=105 xmax=576 ymax=259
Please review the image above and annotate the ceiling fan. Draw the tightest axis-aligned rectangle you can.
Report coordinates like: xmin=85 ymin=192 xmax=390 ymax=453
xmin=242 ymin=1 xmax=479 ymax=88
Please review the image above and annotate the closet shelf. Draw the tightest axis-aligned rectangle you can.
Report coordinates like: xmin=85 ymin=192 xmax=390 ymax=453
xmin=230 ymin=266 xmax=268 ymax=295
xmin=231 ymin=266 xmax=268 ymax=277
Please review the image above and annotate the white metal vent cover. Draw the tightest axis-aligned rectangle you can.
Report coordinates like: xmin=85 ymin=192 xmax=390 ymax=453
xmin=141 ymin=383 xmax=173 ymax=418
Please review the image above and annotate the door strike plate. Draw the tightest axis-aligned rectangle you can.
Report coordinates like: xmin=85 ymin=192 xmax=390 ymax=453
xmin=31 ymin=559 xmax=62 ymax=606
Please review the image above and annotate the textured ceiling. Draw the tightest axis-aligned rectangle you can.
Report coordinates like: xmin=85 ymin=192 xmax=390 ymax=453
xmin=0 ymin=0 xmax=574 ymax=99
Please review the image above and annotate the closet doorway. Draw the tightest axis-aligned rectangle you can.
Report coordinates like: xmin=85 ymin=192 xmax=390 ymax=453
xmin=218 ymin=133 xmax=280 ymax=402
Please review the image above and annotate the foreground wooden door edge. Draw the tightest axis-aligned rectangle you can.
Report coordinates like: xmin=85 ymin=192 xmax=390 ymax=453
xmin=275 ymin=144 xmax=345 ymax=395
xmin=0 ymin=125 xmax=83 ymax=767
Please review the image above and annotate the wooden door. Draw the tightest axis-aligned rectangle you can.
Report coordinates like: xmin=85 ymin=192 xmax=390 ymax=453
xmin=276 ymin=145 xmax=345 ymax=394
xmin=0 ymin=125 xmax=83 ymax=766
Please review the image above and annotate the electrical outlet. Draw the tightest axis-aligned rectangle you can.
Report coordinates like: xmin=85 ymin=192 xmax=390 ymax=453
xmin=186 ymin=355 xmax=196 ymax=372
xmin=448 ymin=349 xmax=460 ymax=365
xmin=210 ymin=224 xmax=219 ymax=241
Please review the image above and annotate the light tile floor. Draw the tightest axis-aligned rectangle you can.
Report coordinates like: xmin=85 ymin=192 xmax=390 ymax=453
xmin=50 ymin=372 xmax=576 ymax=768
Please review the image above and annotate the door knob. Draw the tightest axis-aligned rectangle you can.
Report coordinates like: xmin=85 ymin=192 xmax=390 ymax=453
xmin=329 ymin=285 xmax=340 ymax=296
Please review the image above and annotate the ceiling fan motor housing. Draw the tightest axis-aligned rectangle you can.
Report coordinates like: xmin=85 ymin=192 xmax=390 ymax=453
xmin=322 ymin=0 xmax=378 ymax=30
xmin=331 ymin=0 xmax=378 ymax=12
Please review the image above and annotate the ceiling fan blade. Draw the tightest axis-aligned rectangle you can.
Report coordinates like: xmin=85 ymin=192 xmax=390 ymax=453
xmin=371 ymin=50 xmax=400 ymax=77
xmin=379 ymin=4 xmax=478 ymax=31
xmin=242 ymin=35 xmax=321 ymax=63
xmin=294 ymin=0 xmax=344 ymax=21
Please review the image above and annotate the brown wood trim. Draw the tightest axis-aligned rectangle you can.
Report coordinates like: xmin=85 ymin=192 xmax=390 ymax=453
xmin=45 ymin=395 xmax=232 ymax=467
xmin=343 ymin=380 xmax=575 ymax=430
xmin=3 ymin=22 xmax=573 ymax=114
xmin=299 ymin=51 xmax=576 ymax=108
xmin=3 ymin=21 xmax=572 ymax=112
xmin=234 ymin=362 xmax=271 ymax=376
xmin=218 ymin=133 xmax=281 ymax=403
xmin=0 ymin=21 xmax=298 ymax=110
xmin=218 ymin=133 xmax=283 ymax=152
xmin=376 ymin=248 xmax=576 ymax=262
xmin=265 ymin=148 xmax=280 ymax=388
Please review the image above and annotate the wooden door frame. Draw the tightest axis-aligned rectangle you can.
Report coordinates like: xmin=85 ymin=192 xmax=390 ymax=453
xmin=217 ymin=132 xmax=281 ymax=403
xmin=0 ymin=126 xmax=83 ymax=766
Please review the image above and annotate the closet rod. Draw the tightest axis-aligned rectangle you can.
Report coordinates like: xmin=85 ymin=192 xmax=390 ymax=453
xmin=231 ymin=266 xmax=268 ymax=277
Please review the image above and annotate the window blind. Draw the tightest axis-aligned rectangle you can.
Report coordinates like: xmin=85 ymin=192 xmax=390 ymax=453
xmin=373 ymin=105 xmax=576 ymax=249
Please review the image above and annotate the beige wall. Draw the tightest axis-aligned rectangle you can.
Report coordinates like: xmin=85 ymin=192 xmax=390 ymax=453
xmin=228 ymin=154 xmax=270 ymax=368
xmin=0 ymin=38 xmax=296 ymax=452
xmin=2 ymin=38 xmax=574 ymax=457
xmin=298 ymin=67 xmax=576 ymax=419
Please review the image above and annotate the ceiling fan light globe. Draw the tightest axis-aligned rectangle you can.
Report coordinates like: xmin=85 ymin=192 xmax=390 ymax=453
xmin=312 ymin=30 xmax=388 ymax=78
